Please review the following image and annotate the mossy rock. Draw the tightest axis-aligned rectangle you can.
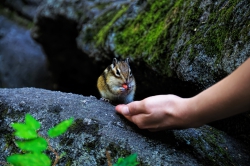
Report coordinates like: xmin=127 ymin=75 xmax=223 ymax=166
xmin=78 ymin=0 xmax=250 ymax=88
xmin=29 ymin=0 xmax=250 ymax=146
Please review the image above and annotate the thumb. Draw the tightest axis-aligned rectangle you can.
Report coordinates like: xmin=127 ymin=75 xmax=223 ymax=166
xmin=115 ymin=104 xmax=131 ymax=116
xmin=116 ymin=101 xmax=144 ymax=116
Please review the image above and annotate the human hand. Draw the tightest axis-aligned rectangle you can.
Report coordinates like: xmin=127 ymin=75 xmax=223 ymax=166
xmin=115 ymin=95 xmax=199 ymax=131
xmin=116 ymin=58 xmax=250 ymax=131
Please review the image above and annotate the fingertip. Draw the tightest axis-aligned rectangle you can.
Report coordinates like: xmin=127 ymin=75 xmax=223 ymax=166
xmin=115 ymin=104 xmax=130 ymax=116
xmin=115 ymin=104 xmax=123 ymax=113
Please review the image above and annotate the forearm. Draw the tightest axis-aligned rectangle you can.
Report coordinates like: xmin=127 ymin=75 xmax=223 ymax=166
xmin=188 ymin=58 xmax=250 ymax=127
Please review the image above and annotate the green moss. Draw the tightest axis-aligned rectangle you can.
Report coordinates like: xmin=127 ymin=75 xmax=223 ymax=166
xmin=86 ymin=0 xmax=202 ymax=75
xmin=94 ymin=2 xmax=116 ymax=10
xmin=65 ymin=159 xmax=73 ymax=166
xmin=183 ymin=0 xmax=249 ymax=63
xmin=113 ymin=0 xmax=204 ymax=76
xmin=88 ymin=0 xmax=249 ymax=75
xmin=115 ymin=0 xmax=177 ymax=76
xmin=190 ymin=128 xmax=234 ymax=165
xmin=113 ymin=0 xmax=249 ymax=74
xmin=95 ymin=5 xmax=129 ymax=47
xmin=4 ymin=133 xmax=19 ymax=154
xmin=68 ymin=119 xmax=99 ymax=134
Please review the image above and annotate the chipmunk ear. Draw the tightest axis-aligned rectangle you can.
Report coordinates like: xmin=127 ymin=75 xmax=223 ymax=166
xmin=125 ymin=58 xmax=130 ymax=64
xmin=112 ymin=58 xmax=118 ymax=68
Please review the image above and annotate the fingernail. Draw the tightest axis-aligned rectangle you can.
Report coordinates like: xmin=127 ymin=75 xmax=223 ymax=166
xmin=121 ymin=106 xmax=130 ymax=116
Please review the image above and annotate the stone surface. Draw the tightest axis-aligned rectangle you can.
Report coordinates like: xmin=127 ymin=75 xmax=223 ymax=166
xmin=0 ymin=0 xmax=44 ymax=20
xmin=0 ymin=88 xmax=249 ymax=165
xmin=27 ymin=0 xmax=250 ymax=139
xmin=0 ymin=15 xmax=53 ymax=89
xmin=0 ymin=2 xmax=249 ymax=165
xmin=30 ymin=0 xmax=202 ymax=99
xmin=29 ymin=0 xmax=250 ymax=96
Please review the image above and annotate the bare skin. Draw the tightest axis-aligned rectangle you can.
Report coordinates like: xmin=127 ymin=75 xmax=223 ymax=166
xmin=115 ymin=58 xmax=250 ymax=131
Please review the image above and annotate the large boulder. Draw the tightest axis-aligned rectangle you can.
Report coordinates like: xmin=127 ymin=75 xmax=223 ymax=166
xmin=0 ymin=2 xmax=249 ymax=164
xmin=30 ymin=0 xmax=202 ymax=99
xmin=0 ymin=88 xmax=249 ymax=165
xmin=28 ymin=0 xmax=250 ymax=137
xmin=0 ymin=0 xmax=44 ymax=20
xmin=31 ymin=0 xmax=250 ymax=92
xmin=0 ymin=15 xmax=53 ymax=89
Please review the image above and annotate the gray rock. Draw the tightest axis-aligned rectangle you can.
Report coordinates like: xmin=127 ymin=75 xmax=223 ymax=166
xmin=0 ymin=15 xmax=53 ymax=89
xmin=0 ymin=88 xmax=249 ymax=165
xmin=170 ymin=0 xmax=250 ymax=89
xmin=2 ymin=0 xmax=247 ymax=153
xmin=0 ymin=0 xmax=44 ymax=20
xmin=31 ymin=0 xmax=201 ymax=99
xmin=30 ymin=0 xmax=250 ymax=94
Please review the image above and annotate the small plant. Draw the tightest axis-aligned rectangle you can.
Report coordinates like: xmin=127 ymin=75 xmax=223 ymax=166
xmin=114 ymin=153 xmax=139 ymax=166
xmin=106 ymin=150 xmax=139 ymax=166
xmin=7 ymin=114 xmax=73 ymax=166
xmin=5 ymin=114 xmax=138 ymax=166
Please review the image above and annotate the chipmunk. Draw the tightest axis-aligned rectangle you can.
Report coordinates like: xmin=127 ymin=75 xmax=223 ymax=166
xmin=97 ymin=58 xmax=136 ymax=104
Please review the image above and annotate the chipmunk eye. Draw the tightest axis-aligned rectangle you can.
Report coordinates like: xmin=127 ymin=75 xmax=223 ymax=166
xmin=116 ymin=69 xmax=120 ymax=76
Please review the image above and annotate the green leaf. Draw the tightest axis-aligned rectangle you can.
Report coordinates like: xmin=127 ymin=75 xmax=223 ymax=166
xmin=48 ymin=118 xmax=74 ymax=138
xmin=25 ymin=114 xmax=41 ymax=130
xmin=11 ymin=114 xmax=40 ymax=139
xmin=11 ymin=123 xmax=27 ymax=131
xmin=11 ymin=123 xmax=38 ymax=139
xmin=114 ymin=154 xmax=139 ymax=166
xmin=16 ymin=138 xmax=48 ymax=152
xmin=7 ymin=153 xmax=51 ymax=166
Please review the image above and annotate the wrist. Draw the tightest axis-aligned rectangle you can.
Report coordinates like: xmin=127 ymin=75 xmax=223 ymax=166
xmin=164 ymin=95 xmax=204 ymax=129
xmin=183 ymin=97 xmax=205 ymax=128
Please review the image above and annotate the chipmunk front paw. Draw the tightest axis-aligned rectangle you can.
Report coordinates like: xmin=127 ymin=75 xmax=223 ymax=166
xmin=100 ymin=98 xmax=110 ymax=103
